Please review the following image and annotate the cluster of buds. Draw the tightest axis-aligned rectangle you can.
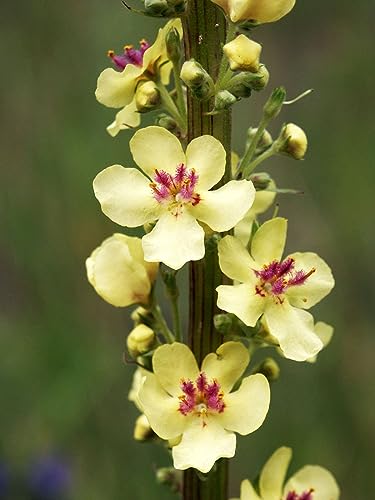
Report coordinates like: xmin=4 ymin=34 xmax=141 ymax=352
xmin=139 ymin=0 xmax=186 ymax=17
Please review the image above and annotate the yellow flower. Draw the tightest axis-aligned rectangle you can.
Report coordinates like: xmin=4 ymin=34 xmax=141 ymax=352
xmin=86 ymin=233 xmax=158 ymax=307
xmin=93 ymin=126 xmax=255 ymax=270
xmin=95 ymin=19 xmax=182 ymax=137
xmin=138 ymin=342 xmax=270 ymax=473
xmin=223 ymin=35 xmax=262 ymax=72
xmin=211 ymin=0 xmax=296 ymax=24
xmin=127 ymin=324 xmax=156 ymax=358
xmin=217 ymin=218 xmax=335 ymax=361
xmin=231 ymin=446 xmax=340 ymax=500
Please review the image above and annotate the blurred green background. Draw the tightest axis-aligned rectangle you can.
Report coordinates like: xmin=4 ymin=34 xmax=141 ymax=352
xmin=1 ymin=0 xmax=374 ymax=498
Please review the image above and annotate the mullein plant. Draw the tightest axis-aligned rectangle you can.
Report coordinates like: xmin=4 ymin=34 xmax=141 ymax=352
xmin=87 ymin=0 xmax=340 ymax=498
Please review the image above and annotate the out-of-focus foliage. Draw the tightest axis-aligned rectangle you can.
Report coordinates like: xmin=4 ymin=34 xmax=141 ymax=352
xmin=0 ymin=1 xmax=373 ymax=498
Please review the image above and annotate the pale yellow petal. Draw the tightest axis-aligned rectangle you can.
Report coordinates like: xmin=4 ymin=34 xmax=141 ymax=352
xmin=201 ymin=342 xmax=250 ymax=393
xmin=172 ymin=416 xmax=236 ymax=473
xmin=130 ymin=126 xmax=185 ymax=178
xmin=95 ymin=65 xmax=141 ymax=108
xmin=138 ymin=372 xmax=188 ymax=440
xmin=185 ymin=135 xmax=226 ymax=190
xmin=217 ymin=374 xmax=270 ymax=435
xmin=152 ymin=343 xmax=199 ymax=397
xmin=259 ymin=446 xmax=292 ymax=500
xmin=285 ymin=252 xmax=335 ymax=309
xmin=142 ymin=211 xmax=205 ymax=270
xmin=107 ymin=100 xmax=141 ymax=137
xmin=193 ymin=180 xmax=255 ymax=232
xmin=251 ymin=217 xmax=287 ymax=264
xmin=93 ymin=166 xmax=161 ymax=227
xmin=264 ymin=301 xmax=323 ymax=361
xmin=240 ymin=479 xmax=261 ymax=500
xmin=314 ymin=322 xmax=334 ymax=348
xmin=128 ymin=367 xmax=147 ymax=412
xmin=283 ymin=465 xmax=340 ymax=500
xmin=218 ymin=235 xmax=258 ymax=283
xmin=124 ymin=235 xmax=158 ymax=283
xmin=85 ymin=234 xmax=151 ymax=307
xmin=217 ymin=283 xmax=266 ymax=327
xmin=229 ymin=0 xmax=296 ymax=24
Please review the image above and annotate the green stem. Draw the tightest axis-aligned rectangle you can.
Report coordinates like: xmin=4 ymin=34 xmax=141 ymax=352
xmin=243 ymin=144 xmax=277 ymax=175
xmin=150 ymin=302 xmax=175 ymax=344
xmin=216 ymin=21 xmax=237 ymax=88
xmin=182 ymin=1 xmax=231 ymax=499
xmin=173 ymin=62 xmax=187 ymax=122
xmin=239 ymin=115 xmax=270 ymax=178
xmin=157 ymin=82 xmax=187 ymax=134
xmin=171 ymin=293 xmax=182 ymax=343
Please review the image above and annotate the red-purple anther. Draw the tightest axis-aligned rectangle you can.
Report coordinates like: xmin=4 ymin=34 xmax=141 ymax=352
xmin=254 ymin=257 xmax=315 ymax=300
xmin=150 ymin=163 xmax=201 ymax=209
xmin=107 ymin=39 xmax=150 ymax=71
xmin=178 ymin=372 xmax=226 ymax=416
xmin=286 ymin=489 xmax=314 ymax=500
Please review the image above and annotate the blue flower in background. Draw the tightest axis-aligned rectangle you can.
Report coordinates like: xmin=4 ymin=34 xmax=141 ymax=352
xmin=0 ymin=462 xmax=9 ymax=498
xmin=29 ymin=456 xmax=71 ymax=499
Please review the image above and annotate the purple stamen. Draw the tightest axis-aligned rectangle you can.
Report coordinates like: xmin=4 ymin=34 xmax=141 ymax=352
xmin=178 ymin=373 xmax=225 ymax=416
xmin=253 ymin=256 xmax=315 ymax=300
xmin=150 ymin=163 xmax=201 ymax=209
xmin=107 ymin=39 xmax=150 ymax=71
xmin=286 ymin=489 xmax=314 ymax=500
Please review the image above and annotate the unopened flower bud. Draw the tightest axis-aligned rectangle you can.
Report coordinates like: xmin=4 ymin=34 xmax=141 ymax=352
xmin=133 ymin=414 xmax=154 ymax=441
xmin=247 ymin=127 xmax=273 ymax=150
xmin=166 ymin=27 xmax=181 ymax=63
xmin=250 ymin=172 xmax=272 ymax=190
xmin=135 ymin=81 xmax=160 ymax=112
xmin=130 ymin=306 xmax=155 ymax=327
xmin=86 ymin=234 xmax=158 ymax=307
xmin=156 ymin=467 xmax=182 ymax=493
xmin=127 ymin=324 xmax=156 ymax=357
xmin=263 ymin=86 xmax=286 ymax=119
xmin=250 ymin=64 xmax=269 ymax=90
xmin=223 ymin=34 xmax=262 ymax=72
xmin=180 ymin=59 xmax=214 ymax=100
xmin=144 ymin=0 xmax=169 ymax=16
xmin=214 ymin=90 xmax=238 ymax=110
xmin=155 ymin=113 xmax=179 ymax=133
xmin=278 ymin=123 xmax=308 ymax=159
xmin=225 ymin=68 xmax=268 ymax=98
xmin=253 ymin=357 xmax=280 ymax=382
xmin=214 ymin=313 xmax=234 ymax=335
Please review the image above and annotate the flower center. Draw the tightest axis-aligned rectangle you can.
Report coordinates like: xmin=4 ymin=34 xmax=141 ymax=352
xmin=254 ymin=257 xmax=315 ymax=303
xmin=286 ymin=488 xmax=314 ymax=500
xmin=107 ymin=39 xmax=150 ymax=71
xmin=178 ymin=372 xmax=225 ymax=418
xmin=150 ymin=163 xmax=201 ymax=217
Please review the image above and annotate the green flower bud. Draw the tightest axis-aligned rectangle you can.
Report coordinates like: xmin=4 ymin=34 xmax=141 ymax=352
xmin=144 ymin=0 xmax=170 ymax=16
xmin=127 ymin=324 xmax=156 ymax=358
xmin=133 ymin=414 xmax=155 ymax=441
xmin=180 ymin=59 xmax=215 ymax=100
xmin=155 ymin=113 xmax=179 ymax=133
xmin=135 ymin=81 xmax=160 ymax=112
xmin=166 ymin=27 xmax=181 ymax=63
xmin=247 ymin=127 xmax=273 ymax=150
xmin=253 ymin=357 xmax=280 ymax=382
xmin=214 ymin=313 xmax=234 ymax=335
xmin=156 ymin=467 xmax=182 ymax=493
xmin=250 ymin=64 xmax=269 ymax=90
xmin=263 ymin=86 xmax=286 ymax=119
xmin=213 ymin=90 xmax=238 ymax=110
xmin=278 ymin=123 xmax=308 ymax=159
xmin=250 ymin=172 xmax=272 ymax=190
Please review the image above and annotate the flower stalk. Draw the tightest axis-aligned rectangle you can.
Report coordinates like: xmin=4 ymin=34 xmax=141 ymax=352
xmin=182 ymin=1 xmax=231 ymax=498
